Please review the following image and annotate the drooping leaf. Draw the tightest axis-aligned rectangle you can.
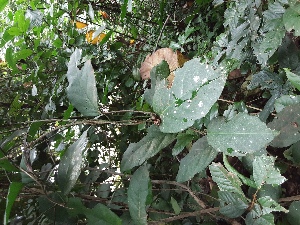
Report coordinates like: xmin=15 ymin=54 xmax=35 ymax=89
xmin=218 ymin=191 xmax=248 ymax=218
xmin=57 ymin=130 xmax=88 ymax=195
xmin=283 ymin=3 xmax=300 ymax=36
xmin=285 ymin=68 xmax=300 ymax=91
xmin=85 ymin=203 xmax=121 ymax=225
xmin=207 ymin=113 xmax=278 ymax=155
xmin=209 ymin=162 xmax=245 ymax=198
xmin=252 ymin=155 xmax=286 ymax=188
xmin=170 ymin=197 xmax=181 ymax=215
xmin=128 ymin=166 xmax=150 ymax=225
xmin=4 ymin=182 xmax=24 ymax=225
xmin=66 ymin=48 xmax=100 ymax=116
xmin=153 ymin=58 xmax=226 ymax=133
xmin=121 ymin=125 xmax=176 ymax=172
xmin=287 ymin=201 xmax=300 ymax=225
xmin=176 ymin=137 xmax=218 ymax=182
xmin=268 ymin=104 xmax=300 ymax=147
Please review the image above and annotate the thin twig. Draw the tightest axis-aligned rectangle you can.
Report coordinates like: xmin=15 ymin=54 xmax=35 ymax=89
xmin=154 ymin=14 xmax=171 ymax=52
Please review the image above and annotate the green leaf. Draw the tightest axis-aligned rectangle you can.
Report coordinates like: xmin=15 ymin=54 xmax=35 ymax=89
xmin=5 ymin=47 xmax=17 ymax=70
xmin=287 ymin=201 xmax=300 ymax=225
xmin=86 ymin=203 xmax=121 ymax=225
xmin=67 ymin=197 xmax=88 ymax=217
xmin=120 ymin=0 xmax=128 ymax=21
xmin=172 ymin=132 xmax=195 ymax=156
xmin=128 ymin=166 xmax=150 ymax=225
xmin=170 ymin=197 xmax=181 ymax=215
xmin=258 ymin=196 xmax=288 ymax=214
xmin=57 ymin=130 xmax=88 ymax=195
xmin=207 ymin=113 xmax=278 ymax=155
xmin=8 ymin=94 xmax=22 ymax=118
xmin=223 ymin=154 xmax=256 ymax=188
xmin=27 ymin=122 xmax=44 ymax=142
xmin=4 ymin=182 xmax=24 ymax=225
xmin=283 ymin=4 xmax=300 ymax=36
xmin=176 ymin=137 xmax=218 ymax=182
xmin=209 ymin=162 xmax=245 ymax=197
xmin=218 ymin=191 xmax=248 ymax=218
xmin=268 ymin=104 xmax=300 ymax=147
xmin=7 ymin=27 xmax=22 ymax=36
xmin=274 ymin=95 xmax=300 ymax=112
xmin=66 ymin=48 xmax=100 ymax=116
xmin=285 ymin=68 xmax=300 ymax=91
xmin=0 ymin=29 xmax=14 ymax=48
xmin=152 ymin=59 xmax=226 ymax=133
xmin=121 ymin=125 xmax=176 ymax=172
xmin=0 ymin=0 xmax=8 ymax=12
xmin=253 ymin=155 xmax=286 ymax=188
xmin=246 ymin=210 xmax=274 ymax=225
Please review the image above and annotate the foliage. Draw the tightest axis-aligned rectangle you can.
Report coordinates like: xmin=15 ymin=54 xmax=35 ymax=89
xmin=1 ymin=0 xmax=300 ymax=224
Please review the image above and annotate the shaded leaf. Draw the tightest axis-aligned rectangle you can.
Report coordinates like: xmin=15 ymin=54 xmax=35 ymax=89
xmin=170 ymin=197 xmax=181 ymax=215
xmin=172 ymin=132 xmax=195 ymax=156
xmin=287 ymin=201 xmax=300 ymax=225
xmin=176 ymin=137 xmax=218 ymax=182
xmin=268 ymin=104 xmax=300 ymax=147
xmin=57 ymin=130 xmax=88 ymax=195
xmin=285 ymin=68 xmax=300 ymax=91
xmin=209 ymin=162 xmax=245 ymax=197
xmin=218 ymin=191 xmax=248 ymax=218
xmin=128 ymin=166 xmax=150 ymax=225
xmin=283 ymin=4 xmax=300 ymax=36
xmin=153 ymin=59 xmax=226 ymax=133
xmin=66 ymin=48 xmax=100 ymax=116
xmin=274 ymin=95 xmax=300 ymax=112
xmin=121 ymin=125 xmax=176 ymax=172
xmin=207 ymin=113 xmax=278 ymax=155
xmin=4 ymin=182 xmax=24 ymax=225
xmin=258 ymin=196 xmax=288 ymax=214
xmin=253 ymin=155 xmax=286 ymax=188
xmin=246 ymin=211 xmax=274 ymax=225
xmin=86 ymin=203 xmax=121 ymax=225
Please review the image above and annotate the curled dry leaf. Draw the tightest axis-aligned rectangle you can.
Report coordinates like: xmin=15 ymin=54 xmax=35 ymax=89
xmin=140 ymin=48 xmax=180 ymax=80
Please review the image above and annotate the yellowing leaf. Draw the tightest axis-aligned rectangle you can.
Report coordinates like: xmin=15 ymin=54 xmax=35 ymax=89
xmin=129 ymin=39 xmax=135 ymax=45
xmin=76 ymin=21 xmax=88 ymax=29
xmin=86 ymin=30 xmax=106 ymax=44
xmin=99 ymin=10 xmax=109 ymax=19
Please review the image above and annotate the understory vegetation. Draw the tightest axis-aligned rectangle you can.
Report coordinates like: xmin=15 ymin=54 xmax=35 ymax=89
xmin=1 ymin=0 xmax=300 ymax=224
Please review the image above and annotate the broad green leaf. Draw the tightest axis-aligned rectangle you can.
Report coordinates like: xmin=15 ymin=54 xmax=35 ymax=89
xmin=285 ymin=68 xmax=300 ymax=91
xmin=258 ymin=196 xmax=288 ymax=214
xmin=0 ymin=29 xmax=14 ymax=48
xmin=121 ymin=125 xmax=176 ymax=172
xmin=209 ymin=162 xmax=245 ymax=197
xmin=86 ymin=203 xmax=121 ymax=225
xmin=0 ymin=0 xmax=8 ymax=12
xmin=7 ymin=27 xmax=22 ymax=36
xmin=287 ymin=201 xmax=300 ymax=225
xmin=246 ymin=211 xmax=274 ymax=225
xmin=66 ymin=48 xmax=100 ymax=116
xmin=253 ymin=155 xmax=286 ymax=188
xmin=218 ymin=191 xmax=248 ymax=218
xmin=8 ymin=94 xmax=22 ymax=118
xmin=268 ymin=104 xmax=300 ymax=147
xmin=153 ymin=58 xmax=226 ymax=133
xmin=27 ymin=122 xmax=44 ymax=142
xmin=176 ymin=137 xmax=218 ymax=182
xmin=67 ymin=197 xmax=88 ymax=217
xmin=172 ymin=132 xmax=195 ymax=156
xmin=207 ymin=113 xmax=278 ymax=155
xmin=283 ymin=4 xmax=300 ymax=36
xmin=4 ymin=182 xmax=24 ymax=225
xmin=170 ymin=197 xmax=181 ymax=215
xmin=57 ymin=130 xmax=88 ymax=195
xmin=128 ymin=166 xmax=150 ymax=225
xmin=274 ymin=95 xmax=300 ymax=112
xmin=257 ymin=184 xmax=282 ymax=202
